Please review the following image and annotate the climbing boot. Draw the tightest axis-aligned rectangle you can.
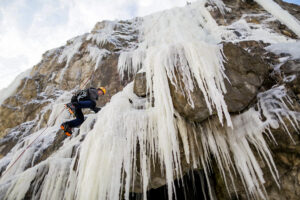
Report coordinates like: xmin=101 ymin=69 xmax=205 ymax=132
xmin=65 ymin=103 xmax=76 ymax=116
xmin=60 ymin=123 xmax=73 ymax=136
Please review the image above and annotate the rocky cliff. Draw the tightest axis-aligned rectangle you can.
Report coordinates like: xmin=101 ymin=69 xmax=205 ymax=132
xmin=0 ymin=0 xmax=300 ymax=200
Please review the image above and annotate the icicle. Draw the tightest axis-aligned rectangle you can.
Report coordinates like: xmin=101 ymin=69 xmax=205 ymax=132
xmin=196 ymin=85 xmax=299 ymax=199
xmin=87 ymin=45 xmax=110 ymax=70
xmin=58 ymin=35 xmax=85 ymax=81
xmin=118 ymin=0 xmax=232 ymax=127
xmin=207 ymin=0 xmax=227 ymax=14
xmin=254 ymin=0 xmax=300 ymax=37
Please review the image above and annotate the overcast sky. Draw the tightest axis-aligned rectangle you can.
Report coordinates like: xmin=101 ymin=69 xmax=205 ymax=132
xmin=0 ymin=0 xmax=299 ymax=90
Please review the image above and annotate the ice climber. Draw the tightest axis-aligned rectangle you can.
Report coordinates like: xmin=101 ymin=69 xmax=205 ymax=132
xmin=60 ymin=87 xmax=106 ymax=136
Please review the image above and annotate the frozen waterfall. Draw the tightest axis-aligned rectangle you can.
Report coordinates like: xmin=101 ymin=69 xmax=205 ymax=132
xmin=0 ymin=1 xmax=299 ymax=200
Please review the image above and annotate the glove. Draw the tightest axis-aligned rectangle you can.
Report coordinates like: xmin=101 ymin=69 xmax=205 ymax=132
xmin=71 ymin=95 xmax=78 ymax=103
xmin=93 ymin=107 xmax=101 ymax=113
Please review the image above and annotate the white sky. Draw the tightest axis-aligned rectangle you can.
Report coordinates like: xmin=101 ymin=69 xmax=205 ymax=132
xmin=0 ymin=0 xmax=299 ymax=90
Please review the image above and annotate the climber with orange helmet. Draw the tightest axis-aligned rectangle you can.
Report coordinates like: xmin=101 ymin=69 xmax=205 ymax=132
xmin=60 ymin=87 xmax=106 ymax=136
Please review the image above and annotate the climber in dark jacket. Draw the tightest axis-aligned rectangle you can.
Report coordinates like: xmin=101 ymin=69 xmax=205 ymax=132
xmin=60 ymin=87 xmax=106 ymax=136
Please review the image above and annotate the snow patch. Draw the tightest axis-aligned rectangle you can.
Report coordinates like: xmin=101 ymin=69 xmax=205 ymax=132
xmin=222 ymin=17 xmax=292 ymax=43
xmin=265 ymin=42 xmax=300 ymax=59
xmin=0 ymin=69 xmax=31 ymax=105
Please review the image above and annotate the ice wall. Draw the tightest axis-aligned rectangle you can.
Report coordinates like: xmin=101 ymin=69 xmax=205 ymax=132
xmin=74 ymin=83 xmax=299 ymax=200
xmin=76 ymin=1 xmax=299 ymax=200
xmin=117 ymin=1 xmax=231 ymax=199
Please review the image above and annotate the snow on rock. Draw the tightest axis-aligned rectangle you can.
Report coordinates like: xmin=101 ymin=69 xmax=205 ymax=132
xmin=265 ymin=41 xmax=300 ymax=60
xmin=199 ymin=85 xmax=299 ymax=199
xmin=87 ymin=20 xmax=139 ymax=50
xmin=222 ymin=17 xmax=292 ymax=43
xmin=0 ymin=69 xmax=31 ymax=105
xmin=108 ymin=1 xmax=300 ymax=199
xmin=0 ymin=90 xmax=84 ymax=200
xmin=87 ymin=45 xmax=110 ymax=70
xmin=58 ymin=35 xmax=86 ymax=81
xmin=88 ymin=21 xmax=119 ymax=47
xmin=208 ymin=0 xmax=227 ymax=14
xmin=0 ymin=92 xmax=71 ymax=182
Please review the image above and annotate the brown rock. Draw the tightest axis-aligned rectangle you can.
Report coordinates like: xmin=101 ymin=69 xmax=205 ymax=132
xmin=223 ymin=42 xmax=268 ymax=112
xmin=281 ymin=60 xmax=300 ymax=95
xmin=134 ymin=42 xmax=269 ymax=122
xmin=93 ymin=53 xmax=132 ymax=106
xmin=246 ymin=17 xmax=260 ymax=24
xmin=170 ymin=80 xmax=212 ymax=122
xmin=170 ymin=42 xmax=268 ymax=122
xmin=281 ymin=60 xmax=300 ymax=75
xmin=91 ymin=21 xmax=110 ymax=32
xmin=1 ymin=1 xmax=300 ymax=198
xmin=237 ymin=40 xmax=270 ymax=57
xmin=133 ymin=72 xmax=147 ymax=97
xmin=281 ymin=29 xmax=293 ymax=38
xmin=261 ymin=106 xmax=300 ymax=200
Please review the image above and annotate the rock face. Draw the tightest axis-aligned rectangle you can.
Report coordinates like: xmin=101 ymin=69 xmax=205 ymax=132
xmin=169 ymin=77 xmax=211 ymax=122
xmin=133 ymin=72 xmax=147 ymax=97
xmin=265 ymin=120 xmax=300 ymax=200
xmin=134 ymin=42 xmax=269 ymax=122
xmin=281 ymin=60 xmax=300 ymax=96
xmin=0 ymin=20 xmax=137 ymax=160
xmin=171 ymin=42 xmax=268 ymax=122
xmin=0 ymin=75 xmax=49 ymax=137
xmin=222 ymin=42 xmax=268 ymax=112
xmin=211 ymin=107 xmax=300 ymax=200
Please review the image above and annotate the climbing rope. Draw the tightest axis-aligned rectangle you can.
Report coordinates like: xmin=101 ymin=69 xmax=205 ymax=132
xmin=1 ymin=108 xmax=65 ymax=178
xmin=1 ymin=73 xmax=94 ymax=178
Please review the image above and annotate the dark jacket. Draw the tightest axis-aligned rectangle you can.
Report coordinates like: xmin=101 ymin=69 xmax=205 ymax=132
xmin=71 ymin=87 xmax=101 ymax=113
xmin=71 ymin=87 xmax=99 ymax=103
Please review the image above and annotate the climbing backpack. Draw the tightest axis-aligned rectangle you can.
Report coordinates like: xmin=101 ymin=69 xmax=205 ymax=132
xmin=76 ymin=90 xmax=89 ymax=101
xmin=71 ymin=90 xmax=89 ymax=102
